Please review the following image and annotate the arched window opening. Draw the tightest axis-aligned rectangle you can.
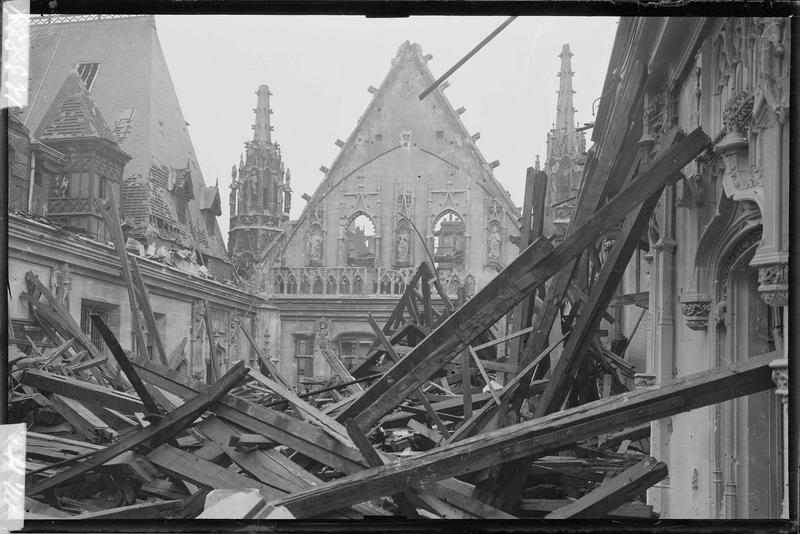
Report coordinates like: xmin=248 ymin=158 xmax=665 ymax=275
xmin=346 ymin=213 xmax=376 ymax=266
xmin=299 ymin=275 xmax=310 ymax=294
xmin=274 ymin=275 xmax=284 ymax=294
xmin=433 ymin=211 xmax=465 ymax=264
xmin=340 ymin=276 xmax=350 ymax=295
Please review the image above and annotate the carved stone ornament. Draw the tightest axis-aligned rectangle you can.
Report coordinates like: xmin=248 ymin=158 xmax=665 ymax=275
xmin=634 ymin=373 xmax=657 ymax=388
xmin=316 ymin=317 xmax=331 ymax=351
xmin=758 ymin=262 xmax=788 ymax=307
xmin=680 ymin=294 xmax=712 ymax=331
xmin=769 ymin=359 xmax=788 ymax=398
xmin=49 ymin=263 xmax=72 ymax=304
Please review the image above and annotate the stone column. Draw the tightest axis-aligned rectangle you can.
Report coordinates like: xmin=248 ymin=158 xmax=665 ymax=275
xmin=769 ymin=358 xmax=788 ymax=519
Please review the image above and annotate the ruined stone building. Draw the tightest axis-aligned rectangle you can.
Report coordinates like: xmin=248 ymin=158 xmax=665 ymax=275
xmin=230 ymin=42 xmax=521 ymax=388
xmin=601 ymin=17 xmax=790 ymax=519
xmin=8 ymin=15 xmax=279 ymax=383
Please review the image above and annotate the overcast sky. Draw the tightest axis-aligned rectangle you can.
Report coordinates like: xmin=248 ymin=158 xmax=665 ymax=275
xmin=155 ymin=16 xmax=618 ymax=240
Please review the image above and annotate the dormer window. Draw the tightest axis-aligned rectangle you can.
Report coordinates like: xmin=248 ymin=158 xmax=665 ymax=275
xmin=77 ymin=63 xmax=100 ymax=91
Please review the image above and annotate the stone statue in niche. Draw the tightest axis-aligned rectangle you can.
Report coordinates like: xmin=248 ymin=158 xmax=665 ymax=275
xmin=396 ymin=225 xmax=411 ymax=265
xmin=307 ymin=226 xmax=323 ymax=265
xmin=487 ymin=223 xmax=502 ymax=261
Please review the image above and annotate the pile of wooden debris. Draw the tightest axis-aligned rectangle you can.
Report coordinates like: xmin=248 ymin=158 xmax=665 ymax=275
xmin=10 ymin=125 xmax=779 ymax=520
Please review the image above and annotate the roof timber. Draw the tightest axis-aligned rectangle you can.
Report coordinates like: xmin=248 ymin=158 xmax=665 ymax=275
xmin=275 ymin=350 xmax=778 ymax=518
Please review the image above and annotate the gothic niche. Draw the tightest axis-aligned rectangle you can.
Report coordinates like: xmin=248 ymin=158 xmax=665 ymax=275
xmin=306 ymin=224 xmax=324 ymax=266
xmin=346 ymin=213 xmax=376 ymax=267
xmin=395 ymin=219 xmax=412 ymax=267
xmin=485 ymin=199 xmax=504 ymax=268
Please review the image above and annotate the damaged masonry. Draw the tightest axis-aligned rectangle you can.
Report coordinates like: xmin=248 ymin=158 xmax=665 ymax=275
xmin=7 ymin=15 xmax=791 ymax=522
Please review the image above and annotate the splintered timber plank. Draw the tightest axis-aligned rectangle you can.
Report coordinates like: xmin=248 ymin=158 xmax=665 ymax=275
xmin=535 ymin=188 xmax=661 ymax=417
xmin=91 ymin=314 xmax=162 ymax=415
xmin=199 ymin=416 xmax=311 ymax=494
xmin=69 ymin=500 xmax=184 ymax=520
xmin=20 ymin=370 xmax=144 ymax=414
xmin=26 ymin=362 xmax=248 ymax=495
xmin=367 ymin=314 xmax=451 ymax=438
xmin=341 ymin=131 xmax=708 ymax=432
xmin=545 ymin=456 xmax=667 ymax=519
xmin=237 ymin=322 xmax=291 ymax=388
xmin=520 ymin=499 xmax=654 ymax=518
xmin=128 ymin=355 xmax=367 ymax=474
xmin=93 ymin=197 xmax=153 ymax=365
xmin=147 ymin=444 xmax=284 ymax=502
xmin=49 ymin=394 xmax=118 ymax=443
xmin=274 ymin=351 xmax=776 ymax=517
xmin=344 ymin=420 xmax=420 ymax=518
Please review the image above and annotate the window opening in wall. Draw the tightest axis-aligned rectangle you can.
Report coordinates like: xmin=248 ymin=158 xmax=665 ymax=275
xmin=433 ymin=210 xmax=466 ymax=263
xmin=77 ymin=62 xmax=100 ymax=91
xmin=436 ymin=130 xmax=444 ymax=140
xmin=374 ymin=134 xmax=382 ymax=143
xmin=80 ymin=300 xmax=118 ymax=357
xmin=295 ymin=335 xmax=315 ymax=391
xmin=346 ymin=213 xmax=376 ymax=266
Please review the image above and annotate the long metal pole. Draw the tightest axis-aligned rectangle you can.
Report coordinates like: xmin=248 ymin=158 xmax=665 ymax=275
xmin=418 ymin=16 xmax=517 ymax=101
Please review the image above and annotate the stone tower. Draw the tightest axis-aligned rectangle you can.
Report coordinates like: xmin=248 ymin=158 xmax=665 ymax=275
xmin=228 ymin=85 xmax=290 ymax=279
xmin=544 ymin=43 xmax=586 ymax=242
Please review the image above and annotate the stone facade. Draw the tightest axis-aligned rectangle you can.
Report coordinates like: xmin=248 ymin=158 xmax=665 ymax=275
xmin=232 ymin=41 xmax=521 ymax=387
xmin=606 ymin=17 xmax=790 ymax=519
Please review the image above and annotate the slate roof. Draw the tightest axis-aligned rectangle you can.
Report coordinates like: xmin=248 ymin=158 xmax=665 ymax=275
xmin=36 ymin=72 xmax=118 ymax=144
xmin=23 ymin=15 xmax=229 ymax=260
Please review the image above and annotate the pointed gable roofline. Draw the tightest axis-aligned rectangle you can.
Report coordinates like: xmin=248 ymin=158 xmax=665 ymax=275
xmin=280 ymin=41 xmax=519 ymax=255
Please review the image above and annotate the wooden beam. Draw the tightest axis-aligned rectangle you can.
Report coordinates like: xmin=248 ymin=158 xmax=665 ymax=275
xmin=508 ymin=168 xmax=547 ymax=372
xmin=461 ymin=350 xmax=472 ymax=420
xmin=236 ymin=321 xmax=290 ymax=388
xmin=341 ymin=131 xmax=707 ymax=431
xmin=146 ymin=443 xmax=284 ymax=502
xmin=93 ymin=196 xmax=155 ymax=364
xmin=90 ymin=313 xmax=162 ymax=416
xmin=49 ymin=394 xmax=118 ymax=444
xmin=520 ymin=499 xmax=654 ymax=519
xmin=545 ymin=456 xmax=667 ymax=519
xmin=20 ymin=369 xmax=144 ymax=414
xmin=274 ymin=351 xmax=776 ymax=517
xmin=468 ymin=347 xmax=501 ymax=406
xmin=345 ymin=419 xmax=420 ymax=518
xmin=367 ymin=314 xmax=451 ymax=438
xmin=26 ymin=362 xmax=248 ymax=495
xmin=128 ymin=355 xmax=367 ymax=474
xmin=201 ymin=299 xmax=219 ymax=382
xmin=608 ymin=291 xmax=649 ymax=309
xmin=535 ymin=134 xmax=694 ymax=418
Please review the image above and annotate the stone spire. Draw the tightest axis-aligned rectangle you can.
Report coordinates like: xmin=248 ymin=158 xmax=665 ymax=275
xmin=253 ymin=84 xmax=272 ymax=144
xmin=548 ymin=43 xmax=580 ymax=162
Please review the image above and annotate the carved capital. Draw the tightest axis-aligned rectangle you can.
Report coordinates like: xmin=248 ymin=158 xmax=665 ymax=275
xmin=634 ymin=373 xmax=657 ymax=389
xmin=680 ymin=294 xmax=712 ymax=331
xmin=769 ymin=359 xmax=788 ymax=398
xmin=758 ymin=262 xmax=788 ymax=307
